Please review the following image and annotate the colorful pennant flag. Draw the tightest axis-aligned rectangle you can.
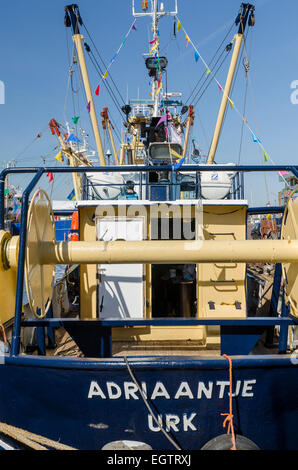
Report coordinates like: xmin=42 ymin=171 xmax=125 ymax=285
xmin=173 ymin=157 xmax=185 ymax=171
xmin=4 ymin=189 xmax=9 ymax=196
xmin=72 ymin=116 xmax=80 ymax=124
xmin=103 ymin=71 xmax=108 ymax=80
xmin=86 ymin=101 xmax=91 ymax=113
xmin=252 ymin=133 xmax=261 ymax=143
xmin=132 ymin=24 xmax=137 ymax=31
xmin=278 ymin=171 xmax=289 ymax=176
xmin=149 ymin=42 xmax=158 ymax=55
xmin=174 ymin=16 xmax=275 ymax=165
xmin=194 ymin=50 xmax=200 ymax=63
xmin=228 ymin=98 xmax=234 ymax=110
xmin=67 ymin=134 xmax=81 ymax=143
xmin=95 ymin=85 xmax=100 ymax=96
xmin=47 ymin=172 xmax=54 ymax=183
xmin=67 ymin=189 xmax=76 ymax=201
xmin=55 ymin=151 xmax=63 ymax=164
xmin=169 ymin=147 xmax=183 ymax=160
xmin=12 ymin=197 xmax=19 ymax=215
xmin=150 ymin=38 xmax=157 ymax=45
xmin=15 ymin=208 xmax=21 ymax=221
xmin=156 ymin=114 xmax=167 ymax=128
xmin=156 ymin=85 xmax=163 ymax=96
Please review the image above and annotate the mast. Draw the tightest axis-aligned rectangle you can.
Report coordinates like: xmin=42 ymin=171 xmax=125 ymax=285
xmin=101 ymin=108 xmax=119 ymax=165
xmin=64 ymin=4 xmax=106 ymax=167
xmin=132 ymin=0 xmax=178 ymax=117
xmin=207 ymin=3 xmax=255 ymax=165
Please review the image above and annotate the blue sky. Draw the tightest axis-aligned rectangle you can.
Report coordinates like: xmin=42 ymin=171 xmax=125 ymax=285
xmin=0 ymin=0 xmax=297 ymax=204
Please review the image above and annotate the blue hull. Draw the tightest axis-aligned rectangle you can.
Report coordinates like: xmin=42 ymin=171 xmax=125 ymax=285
xmin=1 ymin=354 xmax=298 ymax=450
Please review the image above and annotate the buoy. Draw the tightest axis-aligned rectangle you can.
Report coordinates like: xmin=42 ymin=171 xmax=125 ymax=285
xmin=201 ymin=434 xmax=260 ymax=450
xmin=70 ymin=211 xmax=79 ymax=242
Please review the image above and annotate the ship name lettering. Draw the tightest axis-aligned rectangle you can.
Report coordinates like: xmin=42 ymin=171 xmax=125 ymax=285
xmin=88 ymin=379 xmax=256 ymax=400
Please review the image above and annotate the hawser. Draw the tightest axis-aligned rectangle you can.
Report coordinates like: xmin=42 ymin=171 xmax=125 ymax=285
xmin=0 ymin=1 xmax=298 ymax=451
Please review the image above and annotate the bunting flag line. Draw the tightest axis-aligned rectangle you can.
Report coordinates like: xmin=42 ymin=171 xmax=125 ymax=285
xmin=100 ymin=19 xmax=137 ymax=83
xmin=169 ymin=146 xmax=183 ymax=160
xmin=149 ymin=42 xmax=158 ymax=55
xmin=157 ymin=73 xmax=162 ymax=88
xmin=168 ymin=143 xmax=185 ymax=170
xmin=175 ymin=16 xmax=278 ymax=169
xmin=156 ymin=84 xmax=163 ymax=96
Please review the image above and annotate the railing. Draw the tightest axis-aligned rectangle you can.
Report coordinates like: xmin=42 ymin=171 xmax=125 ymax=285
xmin=82 ymin=168 xmax=245 ymax=201
xmin=0 ymin=164 xmax=297 ymax=358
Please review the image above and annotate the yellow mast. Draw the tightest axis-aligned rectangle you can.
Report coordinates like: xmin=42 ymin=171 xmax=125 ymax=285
xmin=101 ymin=108 xmax=119 ymax=164
xmin=65 ymin=5 xmax=106 ymax=167
xmin=207 ymin=4 xmax=255 ymax=165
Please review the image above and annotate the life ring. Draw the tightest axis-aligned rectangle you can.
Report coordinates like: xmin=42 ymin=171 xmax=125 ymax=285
xmin=201 ymin=434 xmax=260 ymax=450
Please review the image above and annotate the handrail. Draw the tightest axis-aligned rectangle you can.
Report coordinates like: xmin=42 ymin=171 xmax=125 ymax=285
xmin=2 ymin=163 xmax=297 ymax=356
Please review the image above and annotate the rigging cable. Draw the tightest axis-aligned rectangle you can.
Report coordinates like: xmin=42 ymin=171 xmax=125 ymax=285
xmin=82 ymin=23 xmax=126 ymax=107
xmin=192 ymin=45 xmax=232 ymax=108
xmin=85 ymin=45 xmax=126 ymax=122
xmin=242 ymin=24 xmax=271 ymax=204
xmin=185 ymin=19 xmax=236 ymax=105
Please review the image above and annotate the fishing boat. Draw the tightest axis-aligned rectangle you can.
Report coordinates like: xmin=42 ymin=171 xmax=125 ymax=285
xmin=0 ymin=1 xmax=298 ymax=451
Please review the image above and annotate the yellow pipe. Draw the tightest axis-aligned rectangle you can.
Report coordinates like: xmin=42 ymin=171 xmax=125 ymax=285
xmin=73 ymin=34 xmax=106 ymax=167
xmin=33 ymin=239 xmax=298 ymax=267
xmin=207 ymin=34 xmax=244 ymax=165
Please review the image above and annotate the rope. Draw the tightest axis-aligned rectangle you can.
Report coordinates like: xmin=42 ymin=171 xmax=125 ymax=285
xmin=0 ymin=422 xmax=77 ymax=450
xmin=221 ymin=354 xmax=237 ymax=450
xmin=0 ymin=323 xmax=7 ymax=345
xmin=123 ymin=356 xmax=182 ymax=451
